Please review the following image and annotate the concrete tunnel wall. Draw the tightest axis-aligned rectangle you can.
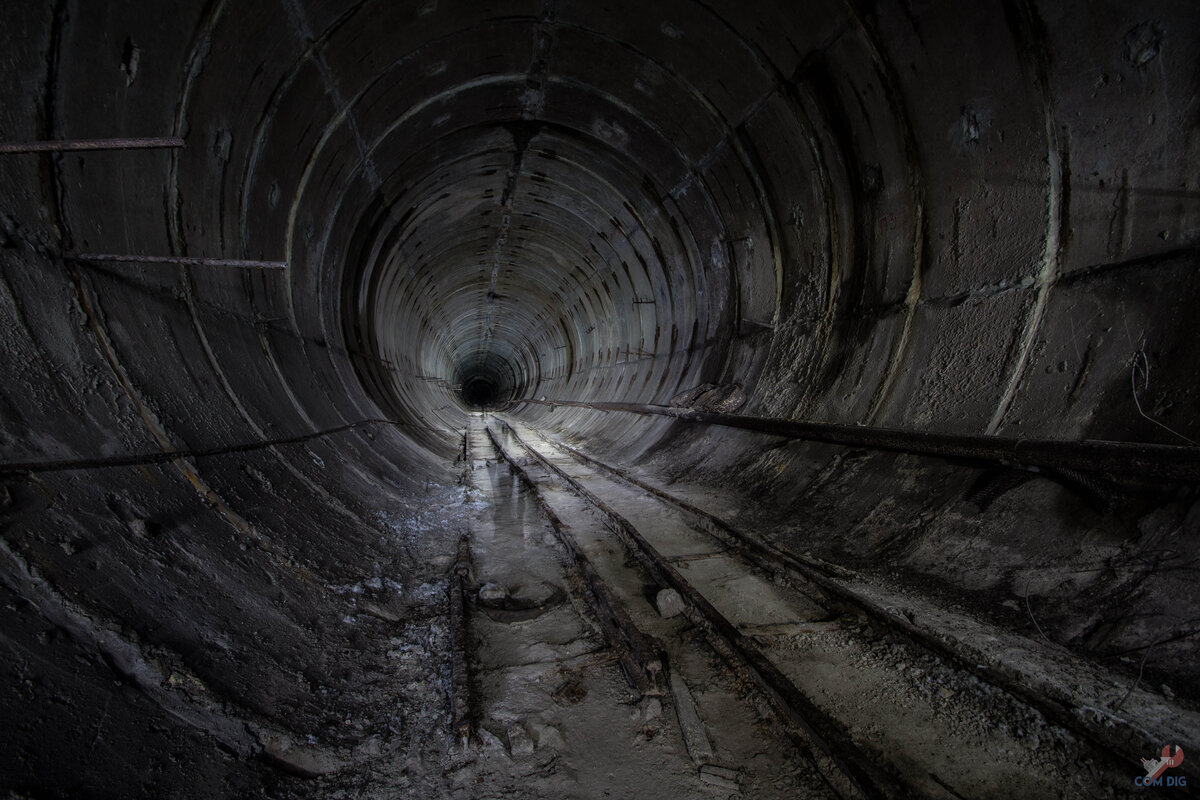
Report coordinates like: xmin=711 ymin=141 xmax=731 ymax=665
xmin=0 ymin=0 xmax=1198 ymax=795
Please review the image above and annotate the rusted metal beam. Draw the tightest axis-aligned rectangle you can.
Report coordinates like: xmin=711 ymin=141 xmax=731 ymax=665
xmin=525 ymin=400 xmax=1200 ymax=482
xmin=0 ymin=137 xmax=184 ymax=154
xmin=448 ymin=534 xmax=474 ymax=747
xmin=68 ymin=253 xmax=287 ymax=270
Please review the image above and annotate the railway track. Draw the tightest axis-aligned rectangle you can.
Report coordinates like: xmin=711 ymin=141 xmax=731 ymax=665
xmin=459 ymin=418 xmax=830 ymax=798
xmin=510 ymin=424 xmax=1198 ymax=777
xmin=477 ymin=416 xmax=1193 ymax=799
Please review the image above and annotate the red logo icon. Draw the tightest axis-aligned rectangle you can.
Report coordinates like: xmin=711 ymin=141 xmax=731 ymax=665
xmin=1142 ymin=745 xmax=1184 ymax=782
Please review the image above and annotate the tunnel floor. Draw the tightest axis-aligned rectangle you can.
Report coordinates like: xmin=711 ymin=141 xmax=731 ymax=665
xmin=251 ymin=415 xmax=1191 ymax=800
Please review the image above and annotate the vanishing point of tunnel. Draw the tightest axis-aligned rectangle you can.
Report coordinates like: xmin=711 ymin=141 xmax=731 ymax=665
xmin=1 ymin=1 xmax=1199 ymax=798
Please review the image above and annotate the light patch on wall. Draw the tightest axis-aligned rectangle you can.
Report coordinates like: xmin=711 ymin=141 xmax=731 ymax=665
xmin=592 ymin=119 xmax=629 ymax=148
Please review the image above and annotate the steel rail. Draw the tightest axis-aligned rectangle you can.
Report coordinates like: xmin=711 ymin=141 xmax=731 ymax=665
xmin=484 ymin=425 xmax=666 ymax=698
xmin=448 ymin=534 xmax=474 ymax=747
xmin=497 ymin=419 xmax=909 ymax=800
xmin=521 ymin=425 xmax=1195 ymax=789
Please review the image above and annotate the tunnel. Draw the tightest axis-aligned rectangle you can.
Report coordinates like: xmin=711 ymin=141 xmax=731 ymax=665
xmin=1 ymin=1 xmax=1199 ymax=797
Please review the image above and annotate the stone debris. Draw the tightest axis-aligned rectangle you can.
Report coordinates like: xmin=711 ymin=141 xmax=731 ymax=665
xmin=531 ymin=723 xmax=565 ymax=751
xmin=699 ymin=763 xmax=740 ymax=790
xmin=642 ymin=697 xmax=663 ymax=721
xmin=506 ymin=723 xmax=534 ymax=757
xmin=476 ymin=727 xmax=508 ymax=758
xmin=478 ymin=582 xmax=509 ymax=606
xmin=655 ymin=587 xmax=685 ymax=618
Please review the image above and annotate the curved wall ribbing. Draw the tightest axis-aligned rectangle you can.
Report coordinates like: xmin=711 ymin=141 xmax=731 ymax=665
xmin=1 ymin=1 xmax=1197 ymax=795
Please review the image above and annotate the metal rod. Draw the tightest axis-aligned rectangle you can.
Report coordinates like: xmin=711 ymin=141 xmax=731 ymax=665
xmin=0 ymin=137 xmax=185 ymax=154
xmin=448 ymin=534 xmax=474 ymax=747
xmin=0 ymin=418 xmax=393 ymax=477
xmin=524 ymin=400 xmax=1200 ymax=482
xmin=68 ymin=253 xmax=287 ymax=270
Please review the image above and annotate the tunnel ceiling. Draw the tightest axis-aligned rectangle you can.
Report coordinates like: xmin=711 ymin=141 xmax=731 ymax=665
xmin=2 ymin=0 xmax=1194 ymax=466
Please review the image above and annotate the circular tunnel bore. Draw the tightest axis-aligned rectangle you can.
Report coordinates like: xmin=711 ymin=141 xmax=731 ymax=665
xmin=338 ymin=113 xmax=729 ymax=453
xmin=459 ymin=374 xmax=500 ymax=408
xmin=1 ymin=2 xmax=1199 ymax=798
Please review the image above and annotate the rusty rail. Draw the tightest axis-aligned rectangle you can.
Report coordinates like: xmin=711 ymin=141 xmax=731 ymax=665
xmin=485 ymin=424 xmax=665 ymax=697
xmin=498 ymin=420 xmax=908 ymax=800
xmin=449 ymin=534 xmax=474 ymax=747
xmin=521 ymin=425 xmax=1193 ymax=788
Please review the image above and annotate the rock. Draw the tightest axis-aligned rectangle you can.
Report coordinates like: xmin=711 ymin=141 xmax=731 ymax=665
xmin=642 ymin=697 xmax=663 ymax=721
xmin=655 ymin=588 xmax=685 ymax=618
xmin=699 ymin=763 xmax=740 ymax=789
xmin=476 ymin=727 xmax=508 ymax=758
xmin=478 ymin=582 xmax=508 ymax=606
xmin=532 ymin=723 xmax=565 ymax=750
xmin=506 ymin=723 xmax=534 ymax=757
